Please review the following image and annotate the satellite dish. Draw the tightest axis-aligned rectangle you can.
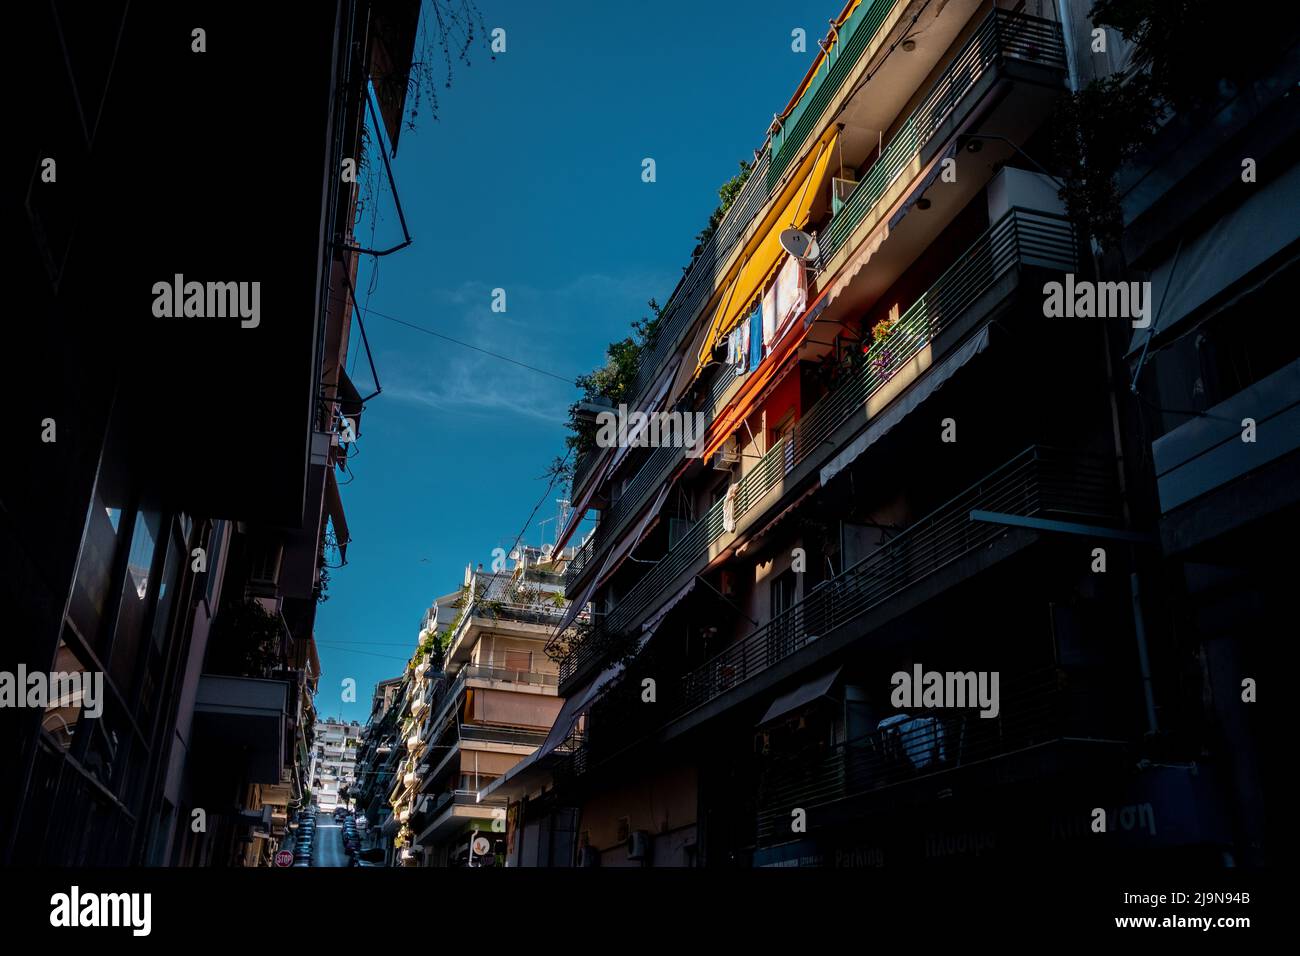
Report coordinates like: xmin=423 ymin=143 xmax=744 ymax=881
xmin=541 ymin=543 xmax=554 ymax=559
xmin=779 ymin=228 xmax=819 ymax=261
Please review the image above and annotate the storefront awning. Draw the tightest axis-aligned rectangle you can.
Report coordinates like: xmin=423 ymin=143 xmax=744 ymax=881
xmin=759 ymin=666 xmax=841 ymax=726
xmin=820 ymin=324 xmax=991 ymax=486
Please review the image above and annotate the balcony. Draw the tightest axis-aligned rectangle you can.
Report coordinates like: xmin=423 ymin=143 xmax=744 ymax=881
xmin=192 ymin=675 xmax=290 ymax=786
xmin=561 ymin=209 xmax=1076 ymax=688
xmin=1151 ymin=358 xmax=1300 ymax=553
xmin=580 ymin=446 xmax=1121 ymax=765
xmin=755 ymin=667 xmax=1124 ymax=843
xmin=768 ymin=0 xmax=906 ymax=186
xmin=818 ymin=9 xmax=1066 ymax=270
xmin=423 ymin=663 xmax=559 ymax=747
xmin=565 ymin=9 xmax=1063 ymax=581
xmin=415 ymin=790 xmax=509 ymax=845
xmin=456 ymin=724 xmax=550 ymax=748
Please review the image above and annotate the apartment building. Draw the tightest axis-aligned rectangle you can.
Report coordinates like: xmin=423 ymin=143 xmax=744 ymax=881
xmin=4 ymin=0 xmax=421 ymax=866
xmin=311 ymin=719 xmax=364 ymax=811
xmin=354 ymin=675 xmax=406 ymax=861
xmin=386 ymin=547 xmax=574 ymax=866
xmin=487 ymin=0 xmax=1280 ymax=868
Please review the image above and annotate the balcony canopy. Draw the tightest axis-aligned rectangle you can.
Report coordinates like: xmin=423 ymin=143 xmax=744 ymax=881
xmin=693 ymin=125 xmax=841 ymax=382
xmin=759 ymin=666 xmax=841 ymax=726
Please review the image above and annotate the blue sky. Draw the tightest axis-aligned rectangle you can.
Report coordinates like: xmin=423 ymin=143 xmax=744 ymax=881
xmin=315 ymin=0 xmax=832 ymax=722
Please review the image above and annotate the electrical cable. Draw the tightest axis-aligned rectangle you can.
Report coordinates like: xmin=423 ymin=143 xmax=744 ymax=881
xmin=366 ymin=304 xmax=577 ymax=384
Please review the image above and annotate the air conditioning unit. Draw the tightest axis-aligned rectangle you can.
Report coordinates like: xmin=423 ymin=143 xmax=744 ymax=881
xmin=627 ymin=829 xmax=652 ymax=861
xmin=578 ymin=845 xmax=601 ymax=867
xmin=711 ymin=436 xmax=740 ymax=471
xmin=831 ymin=177 xmax=859 ymax=216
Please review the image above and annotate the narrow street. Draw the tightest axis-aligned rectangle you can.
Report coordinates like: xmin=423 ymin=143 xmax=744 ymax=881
xmin=312 ymin=813 xmax=348 ymax=868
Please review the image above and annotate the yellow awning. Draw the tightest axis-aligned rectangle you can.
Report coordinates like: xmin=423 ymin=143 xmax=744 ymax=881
xmin=693 ymin=124 xmax=841 ymax=381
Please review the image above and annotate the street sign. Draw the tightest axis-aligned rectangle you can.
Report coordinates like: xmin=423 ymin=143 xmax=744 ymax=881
xmin=275 ymin=849 xmax=294 ymax=868
xmin=471 ymin=836 xmax=492 ymax=857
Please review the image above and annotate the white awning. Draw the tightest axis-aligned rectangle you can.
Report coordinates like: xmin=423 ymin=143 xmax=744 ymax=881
xmin=820 ymin=325 xmax=991 ymax=485
xmin=1128 ymin=160 xmax=1300 ymax=354
xmin=759 ymin=666 xmax=841 ymax=726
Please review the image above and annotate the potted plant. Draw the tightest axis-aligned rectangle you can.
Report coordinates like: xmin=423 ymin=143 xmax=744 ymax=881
xmin=866 ymin=315 xmax=900 ymax=384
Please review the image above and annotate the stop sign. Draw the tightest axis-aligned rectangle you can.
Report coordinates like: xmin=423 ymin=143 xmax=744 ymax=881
xmin=275 ymin=849 xmax=294 ymax=868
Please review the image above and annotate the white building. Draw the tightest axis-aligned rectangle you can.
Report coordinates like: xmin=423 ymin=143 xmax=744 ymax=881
xmin=310 ymin=718 xmax=363 ymax=811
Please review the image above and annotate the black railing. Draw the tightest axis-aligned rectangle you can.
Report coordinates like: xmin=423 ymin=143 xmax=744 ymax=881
xmin=629 ymin=148 xmax=775 ymax=405
xmin=457 ymin=724 xmax=550 ymax=747
xmin=819 ymin=10 xmax=1065 ymax=264
xmin=767 ymin=0 xmax=903 ymax=188
xmin=558 ymin=619 xmax=624 ymax=690
xmin=588 ymin=209 xmax=1075 ymax=648
xmin=679 ymin=447 xmax=1115 ymax=712
xmin=755 ymin=667 xmax=1090 ymax=842
xmin=578 ymin=446 xmax=1119 ymax=769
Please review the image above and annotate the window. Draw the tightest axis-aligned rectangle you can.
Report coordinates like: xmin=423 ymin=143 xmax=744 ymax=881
xmin=138 ymin=520 xmax=186 ymax=730
xmin=502 ymin=650 xmax=531 ymax=673
xmin=67 ymin=420 xmax=130 ymax=646
xmin=770 ymin=569 xmax=797 ymax=619
xmin=107 ymin=509 xmax=162 ymax=696
xmin=40 ymin=634 xmax=97 ymax=751
xmin=203 ymin=520 xmax=227 ymax=608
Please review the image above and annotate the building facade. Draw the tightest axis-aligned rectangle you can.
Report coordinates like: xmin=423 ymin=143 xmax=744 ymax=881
xmin=311 ymin=719 xmax=364 ymax=811
xmin=5 ymin=0 xmax=422 ymax=866
xmin=487 ymin=0 xmax=1283 ymax=869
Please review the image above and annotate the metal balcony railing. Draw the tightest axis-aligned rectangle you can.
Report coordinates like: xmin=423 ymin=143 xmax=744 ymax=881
xmin=628 ymin=148 xmax=774 ymax=405
xmin=577 ymin=448 xmax=1119 ymax=773
xmin=584 ymin=208 xmax=1075 ymax=650
xmin=682 ymin=447 xmax=1116 ymax=710
xmin=558 ymin=619 xmax=624 ymax=689
xmin=570 ymin=144 xmax=775 ymax=509
xmin=459 ymin=664 xmax=558 ymax=687
xmin=457 ymin=724 xmax=550 ymax=747
xmin=565 ymin=533 xmax=598 ymax=584
xmin=754 ymin=667 xmax=1091 ymax=842
xmin=768 ymin=0 xmax=903 ymax=188
xmin=819 ymin=9 xmax=1065 ymax=265
xmin=571 ymin=446 xmax=600 ymax=496
xmin=564 ymin=13 xmax=1063 ymax=604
